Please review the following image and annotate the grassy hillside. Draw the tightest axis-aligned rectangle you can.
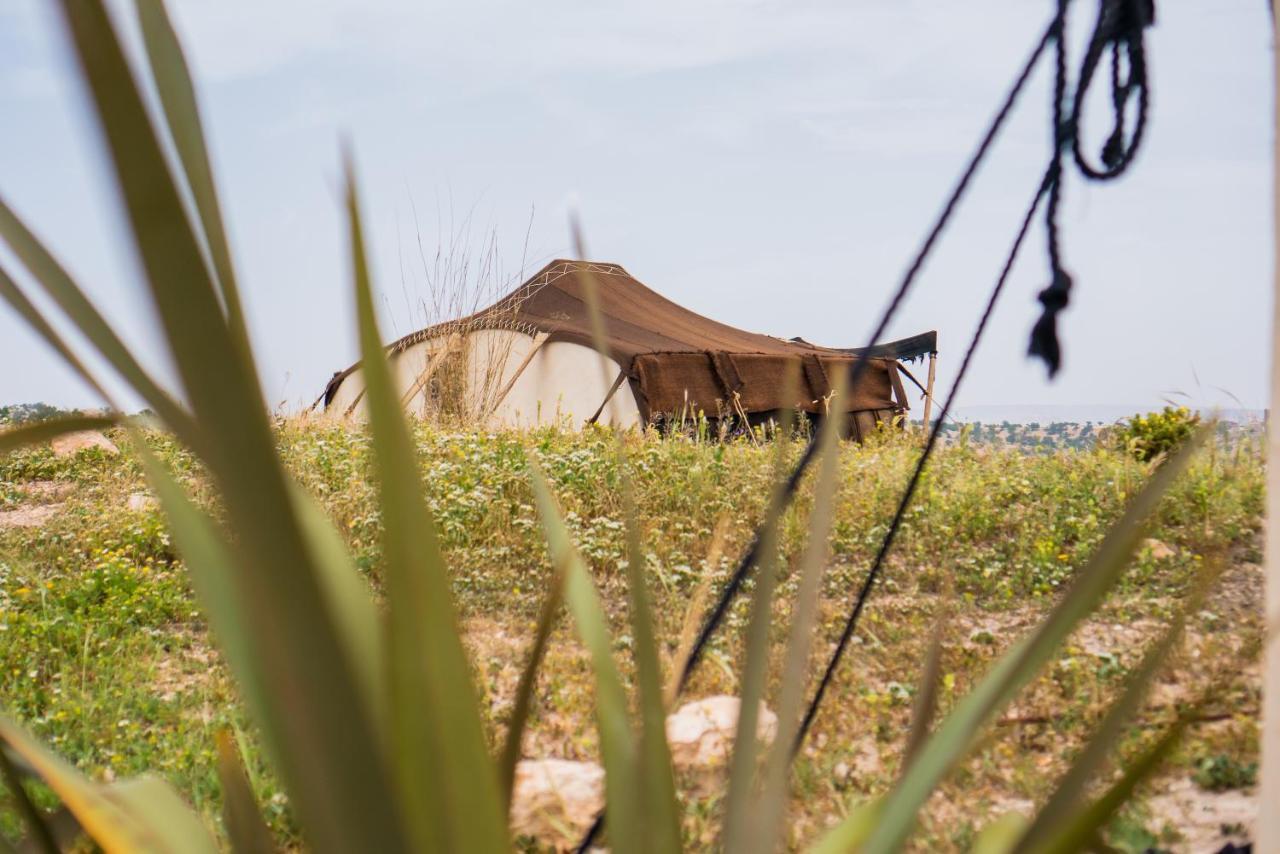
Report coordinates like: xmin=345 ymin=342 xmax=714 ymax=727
xmin=0 ymin=422 xmax=1264 ymax=850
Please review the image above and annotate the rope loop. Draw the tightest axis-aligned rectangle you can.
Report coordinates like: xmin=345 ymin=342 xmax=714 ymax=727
xmin=1071 ymin=0 xmax=1155 ymax=181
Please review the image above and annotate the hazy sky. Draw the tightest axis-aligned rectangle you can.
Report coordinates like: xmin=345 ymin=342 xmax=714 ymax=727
xmin=0 ymin=1 xmax=1272 ymax=413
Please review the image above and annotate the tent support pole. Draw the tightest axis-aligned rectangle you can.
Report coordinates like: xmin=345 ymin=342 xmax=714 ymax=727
xmin=1258 ymin=5 xmax=1280 ymax=849
xmin=341 ymin=390 xmax=366 ymax=420
xmin=397 ymin=332 xmax=462 ymax=412
xmin=483 ymin=331 xmax=550 ymax=421
xmin=920 ymin=352 xmax=938 ymax=433
xmin=586 ymin=370 xmax=628 ymax=427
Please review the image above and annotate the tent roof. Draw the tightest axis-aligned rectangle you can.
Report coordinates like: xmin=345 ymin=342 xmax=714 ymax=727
xmin=385 ymin=259 xmax=934 ymax=362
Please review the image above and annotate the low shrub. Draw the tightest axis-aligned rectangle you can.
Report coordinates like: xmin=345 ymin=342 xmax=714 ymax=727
xmin=1107 ymin=406 xmax=1201 ymax=463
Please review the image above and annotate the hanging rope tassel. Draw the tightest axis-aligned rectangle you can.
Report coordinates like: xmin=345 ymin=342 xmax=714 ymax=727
xmin=1028 ymin=266 xmax=1072 ymax=377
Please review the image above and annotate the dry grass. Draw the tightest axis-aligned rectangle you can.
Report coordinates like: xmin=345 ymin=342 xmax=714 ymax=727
xmin=389 ymin=205 xmax=541 ymax=425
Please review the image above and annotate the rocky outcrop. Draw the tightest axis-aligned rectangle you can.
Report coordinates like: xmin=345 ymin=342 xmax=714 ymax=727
xmin=50 ymin=431 xmax=118 ymax=457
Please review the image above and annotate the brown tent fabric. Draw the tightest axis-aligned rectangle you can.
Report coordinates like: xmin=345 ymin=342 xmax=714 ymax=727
xmin=323 ymin=259 xmax=932 ymax=425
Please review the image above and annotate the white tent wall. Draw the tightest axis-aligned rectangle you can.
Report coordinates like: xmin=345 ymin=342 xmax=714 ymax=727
xmin=325 ymin=328 xmax=641 ymax=429
xmin=479 ymin=330 xmax=641 ymax=429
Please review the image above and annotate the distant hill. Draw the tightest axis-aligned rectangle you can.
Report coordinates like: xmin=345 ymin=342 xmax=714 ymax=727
xmin=929 ymin=415 xmax=1261 ymax=453
xmin=949 ymin=404 xmax=1265 ymax=426
xmin=0 ymin=402 xmax=84 ymax=424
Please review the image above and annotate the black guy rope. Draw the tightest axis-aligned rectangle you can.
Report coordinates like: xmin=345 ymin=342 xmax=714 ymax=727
xmin=575 ymin=18 xmax=1058 ymax=853
xmin=576 ymin=2 xmax=1154 ymax=848
xmin=798 ymin=0 xmax=1155 ymax=754
xmin=672 ymin=15 xmax=1058 ymax=699
xmin=794 ymin=174 xmax=1053 ymax=754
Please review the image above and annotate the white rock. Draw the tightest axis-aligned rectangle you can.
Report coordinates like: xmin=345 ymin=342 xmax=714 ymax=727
xmin=0 ymin=504 xmax=61 ymax=529
xmin=509 ymin=759 xmax=605 ymax=848
xmin=665 ymin=696 xmax=778 ymax=770
xmin=50 ymin=431 xmax=118 ymax=458
xmin=1143 ymin=538 xmax=1176 ymax=561
xmin=127 ymin=492 xmax=158 ymax=512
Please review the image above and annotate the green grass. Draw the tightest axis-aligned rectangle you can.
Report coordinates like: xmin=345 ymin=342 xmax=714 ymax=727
xmin=0 ymin=423 xmax=1264 ymax=849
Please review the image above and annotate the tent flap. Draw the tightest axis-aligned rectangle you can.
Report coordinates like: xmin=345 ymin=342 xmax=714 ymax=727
xmin=633 ymin=351 xmax=898 ymax=417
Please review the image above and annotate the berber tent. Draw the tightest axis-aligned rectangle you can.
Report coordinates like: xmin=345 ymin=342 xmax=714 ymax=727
xmin=320 ymin=260 xmax=937 ymax=437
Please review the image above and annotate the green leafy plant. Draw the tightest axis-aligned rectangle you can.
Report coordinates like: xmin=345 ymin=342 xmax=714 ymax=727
xmin=1192 ymin=754 xmax=1258 ymax=792
xmin=1107 ymin=406 xmax=1201 ymax=463
xmin=0 ymin=3 xmax=1228 ymax=852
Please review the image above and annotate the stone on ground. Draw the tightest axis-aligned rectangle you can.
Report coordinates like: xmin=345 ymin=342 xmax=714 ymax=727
xmin=665 ymin=695 xmax=778 ymax=770
xmin=127 ymin=492 xmax=158 ymax=512
xmin=51 ymin=431 xmax=118 ymax=457
xmin=509 ymin=758 xmax=605 ymax=849
xmin=1143 ymin=538 xmax=1176 ymax=561
xmin=0 ymin=504 xmax=62 ymax=529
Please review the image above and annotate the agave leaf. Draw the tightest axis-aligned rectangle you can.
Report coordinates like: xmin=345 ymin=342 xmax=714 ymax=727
xmin=972 ymin=812 xmax=1030 ymax=854
xmin=1033 ymin=721 xmax=1187 ymax=854
xmin=1012 ymin=616 xmax=1191 ymax=852
xmin=808 ymin=799 xmax=882 ymax=854
xmin=129 ymin=433 xmax=406 ymax=854
xmin=666 ymin=515 xmax=730 ymax=705
xmin=286 ymin=479 xmax=388 ymax=738
xmin=132 ymin=0 xmax=248 ymax=345
xmin=500 ymin=578 xmax=563 ymax=811
xmin=0 ymin=265 xmax=111 ymax=404
xmin=55 ymin=1 xmax=260 ymax=427
xmin=56 ymin=4 xmax=405 ymax=845
xmin=751 ymin=379 xmax=845 ymax=854
xmin=0 ymin=742 xmax=59 ymax=854
xmin=0 ymin=717 xmax=217 ymax=854
xmin=825 ymin=427 xmax=1207 ymax=854
xmin=215 ymin=730 xmax=276 ymax=854
xmin=0 ymin=202 xmax=195 ymax=444
xmin=903 ymin=627 xmax=945 ymax=772
xmin=619 ymin=479 xmax=684 ymax=852
xmin=722 ymin=403 xmax=797 ymax=851
xmin=570 ymin=236 xmax=682 ymax=851
xmin=128 ymin=436 xmax=261 ymax=704
xmin=526 ymin=458 xmax=644 ymax=854
xmin=0 ymin=415 xmax=118 ymax=456
xmin=104 ymin=777 xmax=220 ymax=854
xmin=345 ymin=156 xmax=506 ymax=853
xmin=17 ymin=806 xmax=83 ymax=853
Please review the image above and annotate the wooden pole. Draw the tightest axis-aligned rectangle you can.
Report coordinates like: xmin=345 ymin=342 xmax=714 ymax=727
xmin=1259 ymin=5 xmax=1280 ymax=849
xmin=920 ymin=352 xmax=938 ymax=432
xmin=585 ymin=369 xmax=627 ymax=426
xmin=397 ymin=332 xmax=461 ymax=411
xmin=482 ymin=331 xmax=551 ymax=421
